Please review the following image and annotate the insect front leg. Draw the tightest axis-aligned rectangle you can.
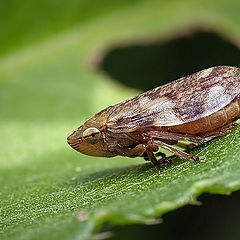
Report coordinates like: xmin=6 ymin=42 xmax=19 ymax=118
xmin=113 ymin=143 xmax=152 ymax=158
xmin=114 ymin=143 xmax=165 ymax=166
xmin=149 ymin=139 xmax=199 ymax=163
xmin=145 ymin=150 xmax=159 ymax=165
xmin=139 ymin=144 xmax=171 ymax=166
xmin=142 ymin=151 xmax=172 ymax=166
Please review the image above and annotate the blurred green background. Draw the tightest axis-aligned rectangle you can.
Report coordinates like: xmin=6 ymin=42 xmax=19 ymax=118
xmin=1 ymin=0 xmax=240 ymax=239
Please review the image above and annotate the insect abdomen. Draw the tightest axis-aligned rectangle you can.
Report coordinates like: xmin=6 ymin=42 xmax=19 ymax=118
xmin=168 ymin=97 xmax=240 ymax=135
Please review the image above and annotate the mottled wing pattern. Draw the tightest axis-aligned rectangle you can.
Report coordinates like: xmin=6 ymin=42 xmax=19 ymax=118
xmin=106 ymin=66 xmax=240 ymax=133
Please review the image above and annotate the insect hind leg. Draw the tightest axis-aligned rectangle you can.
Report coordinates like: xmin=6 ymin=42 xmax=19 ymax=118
xmin=176 ymin=142 xmax=196 ymax=150
xmin=149 ymin=139 xmax=199 ymax=163
xmin=204 ymin=121 xmax=239 ymax=138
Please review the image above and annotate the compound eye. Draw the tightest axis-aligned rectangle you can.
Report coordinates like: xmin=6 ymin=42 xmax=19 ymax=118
xmin=82 ymin=127 xmax=100 ymax=144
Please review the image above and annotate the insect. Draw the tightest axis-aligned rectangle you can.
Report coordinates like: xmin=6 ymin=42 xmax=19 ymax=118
xmin=67 ymin=66 xmax=240 ymax=166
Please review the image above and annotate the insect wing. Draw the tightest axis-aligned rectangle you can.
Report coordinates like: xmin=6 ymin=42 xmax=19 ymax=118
xmin=106 ymin=66 xmax=240 ymax=133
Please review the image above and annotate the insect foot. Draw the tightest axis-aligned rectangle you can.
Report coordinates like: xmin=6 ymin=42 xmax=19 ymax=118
xmin=157 ymin=157 xmax=172 ymax=165
xmin=190 ymin=155 xmax=200 ymax=163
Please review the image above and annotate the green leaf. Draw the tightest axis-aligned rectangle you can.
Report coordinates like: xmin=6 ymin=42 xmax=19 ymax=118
xmin=1 ymin=0 xmax=240 ymax=239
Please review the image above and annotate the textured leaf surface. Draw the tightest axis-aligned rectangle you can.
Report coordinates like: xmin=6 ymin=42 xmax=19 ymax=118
xmin=1 ymin=0 xmax=240 ymax=239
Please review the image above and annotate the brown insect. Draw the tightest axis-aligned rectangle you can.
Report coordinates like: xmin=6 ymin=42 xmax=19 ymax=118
xmin=67 ymin=66 xmax=240 ymax=166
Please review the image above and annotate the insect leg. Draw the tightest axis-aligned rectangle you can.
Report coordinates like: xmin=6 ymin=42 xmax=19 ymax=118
xmin=143 ymin=151 xmax=172 ymax=165
xmin=204 ymin=121 xmax=239 ymax=138
xmin=146 ymin=150 xmax=159 ymax=165
xmin=120 ymin=144 xmax=147 ymax=158
xmin=142 ymin=152 xmax=150 ymax=161
xmin=155 ymin=152 xmax=166 ymax=158
xmin=143 ymin=151 xmax=166 ymax=160
xmin=147 ymin=131 xmax=205 ymax=144
xmin=150 ymin=139 xmax=199 ymax=163
xmin=118 ymin=143 xmax=163 ymax=166
xmin=176 ymin=142 xmax=196 ymax=150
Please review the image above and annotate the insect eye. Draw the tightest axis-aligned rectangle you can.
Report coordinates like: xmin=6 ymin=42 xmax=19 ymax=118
xmin=82 ymin=127 xmax=100 ymax=144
